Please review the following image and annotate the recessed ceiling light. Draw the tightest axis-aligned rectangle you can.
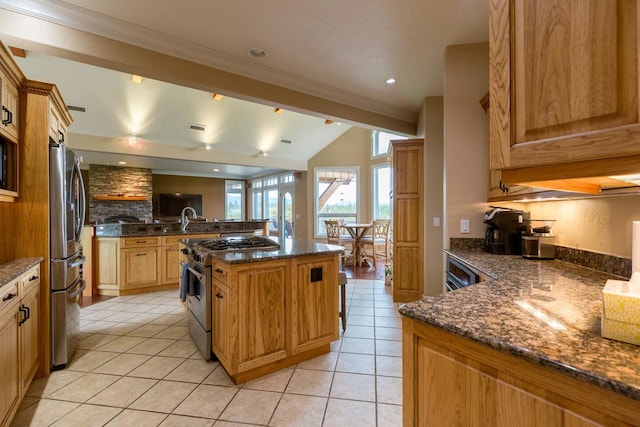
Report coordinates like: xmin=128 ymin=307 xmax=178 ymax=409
xmin=213 ymin=168 xmax=220 ymax=172
xmin=131 ymin=74 xmax=142 ymax=83
xmin=248 ymin=47 xmax=268 ymax=59
xmin=118 ymin=161 xmax=127 ymax=165
xmin=385 ymin=77 xmax=396 ymax=84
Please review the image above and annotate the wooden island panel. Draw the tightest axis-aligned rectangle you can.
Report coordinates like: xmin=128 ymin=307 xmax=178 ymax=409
xmin=213 ymin=253 xmax=339 ymax=384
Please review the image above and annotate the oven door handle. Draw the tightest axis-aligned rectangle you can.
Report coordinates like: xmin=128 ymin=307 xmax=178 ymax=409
xmin=186 ymin=266 xmax=205 ymax=283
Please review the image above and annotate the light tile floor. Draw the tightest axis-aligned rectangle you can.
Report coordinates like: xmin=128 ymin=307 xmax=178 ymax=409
xmin=12 ymin=278 xmax=402 ymax=427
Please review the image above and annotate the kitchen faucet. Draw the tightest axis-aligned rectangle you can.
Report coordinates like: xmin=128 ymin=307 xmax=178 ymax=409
xmin=181 ymin=206 xmax=197 ymax=232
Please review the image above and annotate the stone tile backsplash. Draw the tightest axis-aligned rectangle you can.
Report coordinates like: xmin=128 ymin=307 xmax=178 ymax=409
xmin=88 ymin=165 xmax=153 ymax=223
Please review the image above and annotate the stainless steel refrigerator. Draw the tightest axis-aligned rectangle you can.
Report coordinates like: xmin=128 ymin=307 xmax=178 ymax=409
xmin=50 ymin=141 xmax=86 ymax=369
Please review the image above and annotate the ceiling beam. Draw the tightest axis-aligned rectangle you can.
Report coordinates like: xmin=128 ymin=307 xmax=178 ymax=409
xmin=0 ymin=9 xmax=418 ymax=136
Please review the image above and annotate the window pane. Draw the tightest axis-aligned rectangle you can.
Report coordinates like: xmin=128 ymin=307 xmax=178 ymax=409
xmin=372 ymin=130 xmax=406 ymax=157
xmin=226 ymin=194 xmax=242 ymax=219
xmin=252 ymin=191 xmax=262 ymax=219
xmin=373 ymin=164 xmax=391 ymax=219
xmin=225 ymin=180 xmax=245 ymax=220
xmin=315 ymin=167 xmax=358 ymax=237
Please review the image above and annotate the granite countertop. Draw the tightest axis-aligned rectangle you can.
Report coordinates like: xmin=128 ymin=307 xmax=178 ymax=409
xmin=0 ymin=257 xmax=44 ymax=289
xmin=94 ymin=220 xmax=268 ymax=237
xmin=399 ymin=249 xmax=640 ymax=401
xmin=180 ymin=237 xmax=344 ymax=264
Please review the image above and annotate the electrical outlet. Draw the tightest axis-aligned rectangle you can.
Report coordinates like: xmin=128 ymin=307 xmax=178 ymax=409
xmin=460 ymin=219 xmax=470 ymax=234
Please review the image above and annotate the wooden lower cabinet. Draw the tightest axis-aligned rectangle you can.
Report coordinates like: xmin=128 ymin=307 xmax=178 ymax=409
xmin=403 ymin=317 xmax=640 ymax=426
xmin=0 ymin=264 xmax=41 ymax=427
xmin=0 ymin=294 xmax=19 ymax=427
xmin=95 ymin=234 xmax=219 ymax=295
xmin=121 ymin=247 xmax=160 ymax=290
xmin=212 ymin=254 xmax=339 ymax=384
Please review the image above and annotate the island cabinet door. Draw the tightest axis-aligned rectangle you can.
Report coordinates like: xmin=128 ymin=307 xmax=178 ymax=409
xmin=120 ymin=248 xmax=160 ymax=290
xmin=235 ymin=261 xmax=288 ymax=372
xmin=290 ymin=256 xmax=339 ymax=354
xmin=212 ymin=281 xmax=231 ymax=368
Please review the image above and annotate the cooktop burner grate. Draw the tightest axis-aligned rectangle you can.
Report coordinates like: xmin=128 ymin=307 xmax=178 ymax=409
xmin=196 ymin=236 xmax=280 ymax=252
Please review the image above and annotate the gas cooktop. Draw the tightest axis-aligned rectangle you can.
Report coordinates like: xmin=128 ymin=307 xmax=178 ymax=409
xmin=195 ymin=235 xmax=280 ymax=252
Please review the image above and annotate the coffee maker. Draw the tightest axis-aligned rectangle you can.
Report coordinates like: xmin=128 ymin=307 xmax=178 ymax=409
xmin=483 ymin=207 xmax=530 ymax=254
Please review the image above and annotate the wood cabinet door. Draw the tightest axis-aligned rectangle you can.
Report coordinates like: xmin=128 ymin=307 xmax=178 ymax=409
xmin=95 ymin=238 xmax=119 ymax=288
xmin=19 ymin=288 xmax=39 ymax=392
xmin=0 ymin=304 xmax=20 ymax=427
xmin=392 ymin=139 xmax=424 ymax=303
xmin=490 ymin=0 xmax=640 ymax=169
xmin=212 ymin=281 xmax=231 ymax=366
xmin=161 ymin=245 xmax=180 ymax=285
xmin=121 ymin=247 xmax=160 ymax=289
xmin=1 ymin=77 xmax=18 ymax=141
xmin=236 ymin=262 xmax=287 ymax=371
xmin=291 ymin=256 xmax=339 ymax=353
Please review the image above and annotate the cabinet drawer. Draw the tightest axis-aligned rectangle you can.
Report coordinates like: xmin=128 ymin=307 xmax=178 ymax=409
xmin=20 ymin=266 xmax=40 ymax=296
xmin=122 ymin=237 xmax=160 ymax=248
xmin=0 ymin=279 xmax=19 ymax=316
xmin=212 ymin=264 xmax=228 ymax=284
xmin=161 ymin=236 xmax=182 ymax=246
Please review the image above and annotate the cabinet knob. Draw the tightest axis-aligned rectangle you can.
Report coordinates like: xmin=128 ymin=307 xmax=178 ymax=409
xmin=215 ymin=293 xmax=224 ymax=299
xmin=29 ymin=275 xmax=38 ymax=282
xmin=215 ymin=268 xmax=223 ymax=274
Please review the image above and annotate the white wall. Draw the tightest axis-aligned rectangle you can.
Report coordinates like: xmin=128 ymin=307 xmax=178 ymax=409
xmin=444 ymin=42 xmax=490 ymax=246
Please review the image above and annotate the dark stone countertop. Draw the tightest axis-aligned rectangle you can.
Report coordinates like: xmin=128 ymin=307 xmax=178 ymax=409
xmin=398 ymin=249 xmax=640 ymax=401
xmin=94 ymin=220 xmax=268 ymax=237
xmin=0 ymin=258 xmax=44 ymax=289
xmin=181 ymin=238 xmax=344 ymax=264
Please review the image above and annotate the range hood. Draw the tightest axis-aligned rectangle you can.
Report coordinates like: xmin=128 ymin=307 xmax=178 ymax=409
xmin=500 ymin=154 xmax=640 ymax=197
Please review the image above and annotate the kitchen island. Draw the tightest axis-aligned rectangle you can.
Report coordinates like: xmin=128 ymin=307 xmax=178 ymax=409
xmin=400 ymin=249 xmax=640 ymax=426
xmin=183 ymin=237 xmax=344 ymax=384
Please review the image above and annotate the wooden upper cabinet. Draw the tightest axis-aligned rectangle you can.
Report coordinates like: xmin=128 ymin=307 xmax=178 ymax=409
xmin=0 ymin=70 xmax=19 ymax=142
xmin=490 ymin=0 xmax=640 ymax=170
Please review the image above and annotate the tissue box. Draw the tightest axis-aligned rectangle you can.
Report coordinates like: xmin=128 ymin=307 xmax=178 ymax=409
xmin=602 ymin=279 xmax=640 ymax=346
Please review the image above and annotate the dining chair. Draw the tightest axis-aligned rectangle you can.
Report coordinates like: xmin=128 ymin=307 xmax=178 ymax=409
xmin=325 ymin=220 xmax=355 ymax=266
xmin=359 ymin=219 xmax=391 ymax=268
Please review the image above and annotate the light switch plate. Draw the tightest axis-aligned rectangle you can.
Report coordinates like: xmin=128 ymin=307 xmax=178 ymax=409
xmin=433 ymin=217 xmax=441 ymax=227
xmin=460 ymin=219 xmax=470 ymax=234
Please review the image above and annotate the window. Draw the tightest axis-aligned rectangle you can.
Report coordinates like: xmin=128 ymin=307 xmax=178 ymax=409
xmin=225 ymin=180 xmax=245 ymax=220
xmin=372 ymin=130 xmax=406 ymax=158
xmin=251 ymin=180 xmax=263 ymax=219
xmin=373 ymin=164 xmax=391 ymax=220
xmin=315 ymin=167 xmax=359 ymax=237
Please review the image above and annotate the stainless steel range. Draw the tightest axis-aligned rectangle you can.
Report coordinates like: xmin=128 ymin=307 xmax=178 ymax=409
xmin=180 ymin=235 xmax=280 ymax=359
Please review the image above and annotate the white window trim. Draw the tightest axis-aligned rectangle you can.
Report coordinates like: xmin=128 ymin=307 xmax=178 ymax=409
xmin=314 ymin=166 xmax=360 ymax=238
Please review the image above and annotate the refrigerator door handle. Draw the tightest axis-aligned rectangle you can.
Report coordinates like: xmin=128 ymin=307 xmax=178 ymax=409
xmin=69 ymin=254 xmax=86 ymax=269
xmin=72 ymin=160 xmax=86 ymax=244
xmin=69 ymin=278 xmax=87 ymax=298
